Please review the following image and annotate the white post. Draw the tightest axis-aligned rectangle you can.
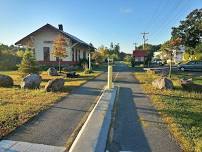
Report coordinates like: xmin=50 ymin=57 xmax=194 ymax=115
xmin=108 ymin=65 xmax=112 ymax=89
xmin=88 ymin=53 xmax=91 ymax=70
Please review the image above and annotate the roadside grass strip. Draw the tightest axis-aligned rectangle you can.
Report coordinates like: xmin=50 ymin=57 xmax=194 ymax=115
xmin=134 ymin=72 xmax=202 ymax=152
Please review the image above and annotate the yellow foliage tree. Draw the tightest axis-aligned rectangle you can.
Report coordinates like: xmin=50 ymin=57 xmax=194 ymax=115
xmin=52 ymin=35 xmax=69 ymax=72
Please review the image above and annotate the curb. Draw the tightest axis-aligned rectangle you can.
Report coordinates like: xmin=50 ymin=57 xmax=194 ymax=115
xmin=69 ymin=87 xmax=117 ymax=152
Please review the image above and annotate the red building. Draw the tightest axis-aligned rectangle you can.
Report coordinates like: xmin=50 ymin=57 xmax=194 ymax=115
xmin=133 ymin=50 xmax=148 ymax=63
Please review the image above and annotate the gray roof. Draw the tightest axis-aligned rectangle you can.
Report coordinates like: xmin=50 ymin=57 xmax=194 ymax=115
xmin=15 ymin=23 xmax=94 ymax=49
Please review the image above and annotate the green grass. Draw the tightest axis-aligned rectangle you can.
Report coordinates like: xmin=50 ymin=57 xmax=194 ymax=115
xmin=134 ymin=71 xmax=202 ymax=152
xmin=171 ymin=71 xmax=202 ymax=85
xmin=0 ymin=70 xmax=101 ymax=138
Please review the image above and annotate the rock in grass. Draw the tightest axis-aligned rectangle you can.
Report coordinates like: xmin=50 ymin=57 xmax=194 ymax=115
xmin=45 ymin=78 xmax=64 ymax=92
xmin=21 ymin=74 xmax=41 ymax=89
xmin=152 ymin=77 xmax=173 ymax=90
xmin=47 ymin=67 xmax=58 ymax=76
xmin=181 ymin=78 xmax=202 ymax=92
xmin=0 ymin=74 xmax=13 ymax=87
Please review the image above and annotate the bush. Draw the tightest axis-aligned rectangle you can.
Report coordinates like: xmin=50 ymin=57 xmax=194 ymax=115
xmin=131 ymin=59 xmax=135 ymax=67
xmin=84 ymin=68 xmax=93 ymax=74
xmin=0 ymin=53 xmax=21 ymax=71
xmin=18 ymin=49 xmax=39 ymax=76
xmin=79 ymin=59 xmax=88 ymax=69
xmin=124 ymin=55 xmax=132 ymax=63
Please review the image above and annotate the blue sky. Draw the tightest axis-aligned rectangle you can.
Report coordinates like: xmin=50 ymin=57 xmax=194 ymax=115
xmin=0 ymin=0 xmax=201 ymax=53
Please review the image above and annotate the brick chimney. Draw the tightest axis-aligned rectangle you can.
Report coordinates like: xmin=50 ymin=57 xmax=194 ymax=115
xmin=58 ymin=24 xmax=63 ymax=31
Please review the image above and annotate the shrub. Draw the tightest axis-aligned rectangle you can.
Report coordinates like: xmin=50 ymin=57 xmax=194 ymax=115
xmin=84 ymin=68 xmax=93 ymax=74
xmin=79 ymin=59 xmax=88 ymax=69
xmin=131 ymin=59 xmax=135 ymax=67
xmin=18 ymin=49 xmax=39 ymax=76
xmin=0 ymin=53 xmax=21 ymax=71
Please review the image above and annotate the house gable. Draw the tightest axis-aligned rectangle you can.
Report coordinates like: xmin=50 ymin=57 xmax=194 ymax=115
xmin=15 ymin=23 xmax=93 ymax=49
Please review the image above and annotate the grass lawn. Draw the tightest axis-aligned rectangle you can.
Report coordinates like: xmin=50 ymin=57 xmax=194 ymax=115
xmin=0 ymin=70 xmax=101 ymax=138
xmin=171 ymin=71 xmax=202 ymax=85
xmin=134 ymin=71 xmax=202 ymax=152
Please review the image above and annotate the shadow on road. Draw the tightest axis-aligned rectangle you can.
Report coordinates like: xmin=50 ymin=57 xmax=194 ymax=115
xmin=107 ymin=87 xmax=151 ymax=151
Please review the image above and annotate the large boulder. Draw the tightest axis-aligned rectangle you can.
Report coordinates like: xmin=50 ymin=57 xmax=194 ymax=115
xmin=152 ymin=77 xmax=174 ymax=90
xmin=45 ymin=78 xmax=64 ymax=92
xmin=181 ymin=78 xmax=202 ymax=92
xmin=47 ymin=67 xmax=58 ymax=76
xmin=0 ymin=74 xmax=13 ymax=87
xmin=21 ymin=74 xmax=42 ymax=89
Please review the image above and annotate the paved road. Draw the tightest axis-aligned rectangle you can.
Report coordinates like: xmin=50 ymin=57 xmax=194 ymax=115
xmin=4 ymin=72 xmax=108 ymax=146
xmin=108 ymin=63 xmax=181 ymax=152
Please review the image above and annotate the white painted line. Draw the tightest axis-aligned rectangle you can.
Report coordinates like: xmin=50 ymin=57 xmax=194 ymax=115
xmin=114 ymin=72 xmax=119 ymax=81
xmin=0 ymin=140 xmax=66 ymax=152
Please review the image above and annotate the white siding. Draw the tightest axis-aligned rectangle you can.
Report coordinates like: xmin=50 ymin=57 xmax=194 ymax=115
xmin=32 ymin=29 xmax=73 ymax=61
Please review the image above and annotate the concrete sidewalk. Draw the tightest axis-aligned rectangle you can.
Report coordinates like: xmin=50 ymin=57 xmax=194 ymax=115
xmin=107 ymin=64 xmax=181 ymax=152
xmin=1 ymin=72 xmax=107 ymax=149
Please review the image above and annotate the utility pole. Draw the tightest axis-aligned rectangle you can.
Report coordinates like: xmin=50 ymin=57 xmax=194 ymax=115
xmin=133 ymin=43 xmax=138 ymax=50
xmin=141 ymin=32 xmax=149 ymax=50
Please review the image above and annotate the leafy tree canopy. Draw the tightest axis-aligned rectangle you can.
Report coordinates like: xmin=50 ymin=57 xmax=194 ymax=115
xmin=52 ymin=35 xmax=69 ymax=58
xmin=171 ymin=9 xmax=202 ymax=49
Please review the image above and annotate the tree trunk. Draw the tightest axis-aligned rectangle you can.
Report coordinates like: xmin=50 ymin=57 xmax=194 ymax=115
xmin=169 ymin=53 xmax=172 ymax=78
xmin=59 ymin=57 xmax=61 ymax=73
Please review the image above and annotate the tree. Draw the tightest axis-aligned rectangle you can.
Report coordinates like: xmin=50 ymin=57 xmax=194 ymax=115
xmin=114 ymin=43 xmax=120 ymax=53
xmin=98 ymin=46 xmax=109 ymax=59
xmin=18 ymin=49 xmax=38 ymax=75
xmin=52 ymin=34 xmax=69 ymax=72
xmin=119 ymin=52 xmax=127 ymax=61
xmin=159 ymin=38 xmax=181 ymax=78
xmin=124 ymin=55 xmax=132 ymax=63
xmin=171 ymin=9 xmax=202 ymax=53
xmin=16 ymin=49 xmax=25 ymax=58
xmin=92 ymin=51 xmax=102 ymax=64
xmin=110 ymin=53 xmax=119 ymax=61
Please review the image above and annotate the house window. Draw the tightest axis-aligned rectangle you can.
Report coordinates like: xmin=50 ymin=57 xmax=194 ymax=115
xmin=43 ymin=47 xmax=50 ymax=61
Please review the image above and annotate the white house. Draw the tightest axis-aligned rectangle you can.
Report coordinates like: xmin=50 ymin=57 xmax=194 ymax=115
xmin=173 ymin=46 xmax=185 ymax=63
xmin=15 ymin=24 xmax=93 ymax=65
xmin=153 ymin=45 xmax=185 ymax=64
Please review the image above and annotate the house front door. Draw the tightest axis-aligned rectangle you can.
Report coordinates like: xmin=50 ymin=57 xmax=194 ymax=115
xmin=43 ymin=47 xmax=50 ymax=61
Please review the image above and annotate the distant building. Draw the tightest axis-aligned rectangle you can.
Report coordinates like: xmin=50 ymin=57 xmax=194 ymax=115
xmin=133 ymin=50 xmax=148 ymax=63
xmin=173 ymin=46 xmax=185 ymax=63
xmin=15 ymin=24 xmax=94 ymax=65
xmin=154 ymin=45 xmax=185 ymax=64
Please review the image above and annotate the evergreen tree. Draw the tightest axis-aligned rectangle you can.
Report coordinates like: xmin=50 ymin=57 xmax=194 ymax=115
xmin=18 ymin=49 xmax=38 ymax=75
